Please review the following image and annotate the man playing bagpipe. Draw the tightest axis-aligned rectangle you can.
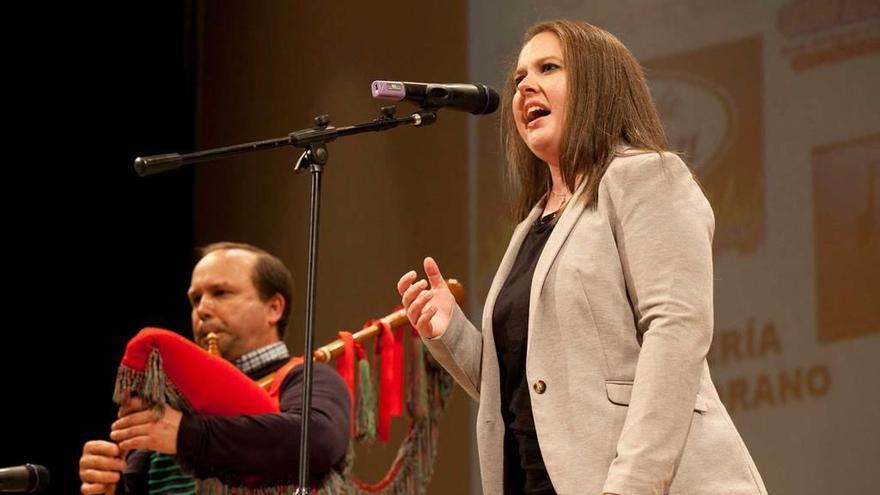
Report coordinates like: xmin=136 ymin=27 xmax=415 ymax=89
xmin=78 ymin=242 xmax=351 ymax=494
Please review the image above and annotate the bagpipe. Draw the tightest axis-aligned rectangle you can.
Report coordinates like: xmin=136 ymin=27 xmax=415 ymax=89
xmin=107 ymin=281 xmax=465 ymax=494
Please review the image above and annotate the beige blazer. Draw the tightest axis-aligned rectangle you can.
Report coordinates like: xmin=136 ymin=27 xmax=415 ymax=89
xmin=425 ymin=151 xmax=768 ymax=495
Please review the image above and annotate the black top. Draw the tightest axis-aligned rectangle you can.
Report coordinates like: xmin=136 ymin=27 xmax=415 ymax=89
xmin=493 ymin=211 xmax=558 ymax=495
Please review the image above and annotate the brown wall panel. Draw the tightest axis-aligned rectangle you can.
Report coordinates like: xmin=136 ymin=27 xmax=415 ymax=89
xmin=195 ymin=2 xmax=474 ymax=492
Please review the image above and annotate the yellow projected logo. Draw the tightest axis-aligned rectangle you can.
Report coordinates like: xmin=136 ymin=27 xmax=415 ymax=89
xmin=813 ymin=134 xmax=880 ymax=343
xmin=647 ymin=37 xmax=765 ymax=256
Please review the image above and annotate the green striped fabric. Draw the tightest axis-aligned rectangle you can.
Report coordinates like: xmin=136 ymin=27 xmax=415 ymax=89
xmin=148 ymin=452 xmax=196 ymax=495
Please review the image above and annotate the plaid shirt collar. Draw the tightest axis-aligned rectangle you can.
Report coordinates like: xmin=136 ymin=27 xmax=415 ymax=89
xmin=234 ymin=341 xmax=290 ymax=376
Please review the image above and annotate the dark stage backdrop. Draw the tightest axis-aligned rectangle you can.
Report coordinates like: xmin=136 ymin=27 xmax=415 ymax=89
xmin=1 ymin=3 xmax=196 ymax=493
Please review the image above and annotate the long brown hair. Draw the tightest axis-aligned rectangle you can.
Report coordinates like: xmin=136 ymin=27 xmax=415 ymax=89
xmin=501 ymin=19 xmax=668 ymax=220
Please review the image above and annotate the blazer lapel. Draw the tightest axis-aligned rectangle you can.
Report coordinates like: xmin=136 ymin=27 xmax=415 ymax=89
xmin=528 ymin=181 xmax=590 ymax=333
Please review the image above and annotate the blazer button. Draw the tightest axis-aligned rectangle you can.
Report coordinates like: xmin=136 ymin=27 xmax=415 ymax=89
xmin=533 ymin=380 xmax=546 ymax=394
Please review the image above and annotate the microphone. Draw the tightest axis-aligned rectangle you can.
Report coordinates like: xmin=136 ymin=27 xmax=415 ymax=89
xmin=371 ymin=81 xmax=499 ymax=115
xmin=0 ymin=464 xmax=49 ymax=493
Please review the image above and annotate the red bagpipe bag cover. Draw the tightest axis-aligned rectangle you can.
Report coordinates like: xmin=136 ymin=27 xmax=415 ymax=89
xmin=114 ymin=327 xmax=279 ymax=415
xmin=113 ymin=327 xmax=289 ymax=493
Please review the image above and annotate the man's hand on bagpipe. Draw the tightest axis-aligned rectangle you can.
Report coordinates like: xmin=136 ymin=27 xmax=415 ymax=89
xmin=80 ymin=397 xmax=182 ymax=494
xmin=79 ymin=441 xmax=125 ymax=495
xmin=110 ymin=397 xmax=182 ymax=454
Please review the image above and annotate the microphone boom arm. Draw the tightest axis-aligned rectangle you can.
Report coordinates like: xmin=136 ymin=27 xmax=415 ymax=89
xmin=133 ymin=107 xmax=437 ymax=177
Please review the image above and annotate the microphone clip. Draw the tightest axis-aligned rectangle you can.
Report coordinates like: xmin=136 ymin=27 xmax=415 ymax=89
xmin=378 ymin=106 xmax=397 ymax=121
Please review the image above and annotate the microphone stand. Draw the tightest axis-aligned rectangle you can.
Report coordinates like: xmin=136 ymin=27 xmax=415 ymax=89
xmin=134 ymin=106 xmax=437 ymax=493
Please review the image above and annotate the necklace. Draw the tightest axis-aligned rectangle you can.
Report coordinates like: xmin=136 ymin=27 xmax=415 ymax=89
xmin=549 ymin=189 xmax=571 ymax=208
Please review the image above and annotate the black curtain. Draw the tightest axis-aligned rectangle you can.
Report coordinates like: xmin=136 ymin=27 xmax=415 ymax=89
xmin=1 ymin=3 xmax=196 ymax=493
